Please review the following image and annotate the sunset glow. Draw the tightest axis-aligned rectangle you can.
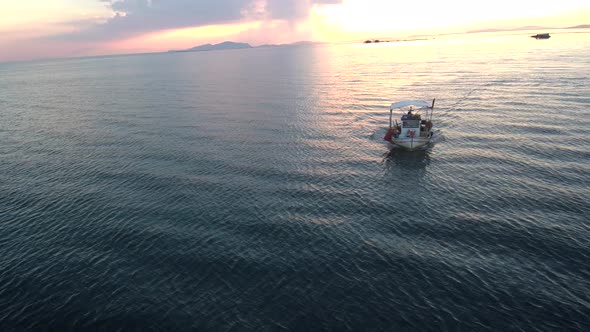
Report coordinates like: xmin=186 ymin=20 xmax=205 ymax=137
xmin=1 ymin=0 xmax=588 ymax=62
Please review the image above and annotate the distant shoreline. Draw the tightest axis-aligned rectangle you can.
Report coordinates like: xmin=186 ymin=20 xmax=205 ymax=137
xmin=406 ymin=24 xmax=590 ymax=39
xmin=1 ymin=25 xmax=588 ymax=65
xmin=168 ymin=41 xmax=324 ymax=53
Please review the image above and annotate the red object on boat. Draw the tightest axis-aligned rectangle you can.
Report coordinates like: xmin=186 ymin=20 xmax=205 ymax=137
xmin=384 ymin=128 xmax=395 ymax=141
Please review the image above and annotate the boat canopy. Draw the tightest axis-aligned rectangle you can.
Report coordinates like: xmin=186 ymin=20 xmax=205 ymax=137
xmin=390 ymin=100 xmax=431 ymax=110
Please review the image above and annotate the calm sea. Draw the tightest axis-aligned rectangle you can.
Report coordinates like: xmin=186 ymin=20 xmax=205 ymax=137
xmin=1 ymin=30 xmax=589 ymax=331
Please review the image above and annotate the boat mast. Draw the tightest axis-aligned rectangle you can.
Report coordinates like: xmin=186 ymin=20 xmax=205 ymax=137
xmin=389 ymin=109 xmax=393 ymax=128
xmin=429 ymin=98 xmax=436 ymax=121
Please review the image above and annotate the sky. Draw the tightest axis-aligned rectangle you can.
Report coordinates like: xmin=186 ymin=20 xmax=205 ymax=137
xmin=0 ymin=0 xmax=589 ymax=62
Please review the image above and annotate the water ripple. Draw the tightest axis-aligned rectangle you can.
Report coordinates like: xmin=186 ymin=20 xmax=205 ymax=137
xmin=1 ymin=35 xmax=590 ymax=330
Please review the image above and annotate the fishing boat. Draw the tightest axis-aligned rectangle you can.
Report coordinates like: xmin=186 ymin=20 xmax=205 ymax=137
xmin=531 ymin=33 xmax=550 ymax=39
xmin=384 ymin=99 xmax=435 ymax=150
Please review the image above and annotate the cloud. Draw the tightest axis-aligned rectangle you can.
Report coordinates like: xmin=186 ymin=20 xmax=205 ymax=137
xmin=57 ymin=0 xmax=342 ymax=42
xmin=59 ymin=0 xmax=251 ymax=41
xmin=265 ymin=0 xmax=343 ymax=21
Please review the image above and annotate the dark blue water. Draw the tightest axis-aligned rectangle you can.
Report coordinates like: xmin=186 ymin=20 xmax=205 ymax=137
xmin=1 ymin=32 xmax=590 ymax=331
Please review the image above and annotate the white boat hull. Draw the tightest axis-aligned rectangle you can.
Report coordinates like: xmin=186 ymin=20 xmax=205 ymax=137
xmin=390 ymin=137 xmax=430 ymax=150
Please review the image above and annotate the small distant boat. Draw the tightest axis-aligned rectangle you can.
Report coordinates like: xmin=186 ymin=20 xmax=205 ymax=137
xmin=531 ymin=33 xmax=550 ymax=39
xmin=384 ymin=99 xmax=435 ymax=150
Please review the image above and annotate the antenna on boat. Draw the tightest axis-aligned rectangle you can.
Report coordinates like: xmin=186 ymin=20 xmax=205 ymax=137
xmin=389 ymin=107 xmax=393 ymax=128
xmin=429 ymin=98 xmax=436 ymax=121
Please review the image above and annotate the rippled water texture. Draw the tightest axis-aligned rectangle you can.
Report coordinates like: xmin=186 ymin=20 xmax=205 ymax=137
xmin=1 ymin=31 xmax=590 ymax=331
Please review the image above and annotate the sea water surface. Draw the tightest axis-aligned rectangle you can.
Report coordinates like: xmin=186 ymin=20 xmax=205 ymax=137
xmin=1 ymin=31 xmax=590 ymax=331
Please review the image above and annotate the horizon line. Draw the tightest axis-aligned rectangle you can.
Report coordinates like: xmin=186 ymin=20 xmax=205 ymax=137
xmin=2 ymin=24 xmax=588 ymax=65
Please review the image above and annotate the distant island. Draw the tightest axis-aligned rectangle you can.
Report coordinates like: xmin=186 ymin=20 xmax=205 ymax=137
xmin=467 ymin=25 xmax=550 ymax=34
xmin=363 ymin=38 xmax=430 ymax=44
xmin=465 ymin=24 xmax=590 ymax=34
xmin=169 ymin=41 xmax=323 ymax=53
xmin=169 ymin=41 xmax=252 ymax=53
xmin=406 ymin=24 xmax=590 ymax=39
